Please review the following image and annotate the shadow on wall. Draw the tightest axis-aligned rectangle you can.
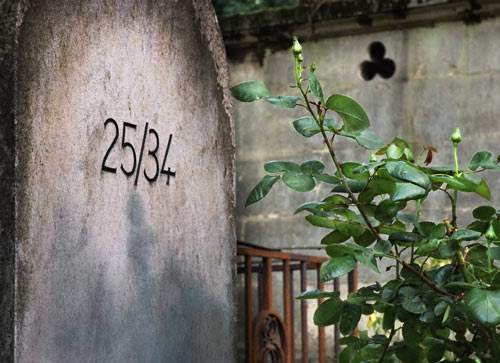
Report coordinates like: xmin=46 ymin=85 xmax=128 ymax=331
xmin=40 ymin=190 xmax=227 ymax=362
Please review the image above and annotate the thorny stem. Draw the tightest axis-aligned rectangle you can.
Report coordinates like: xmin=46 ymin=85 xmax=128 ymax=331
xmin=296 ymin=81 xmax=459 ymax=300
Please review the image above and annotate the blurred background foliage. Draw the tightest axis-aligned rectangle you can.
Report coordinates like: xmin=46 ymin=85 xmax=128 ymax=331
xmin=213 ymin=0 xmax=299 ymax=17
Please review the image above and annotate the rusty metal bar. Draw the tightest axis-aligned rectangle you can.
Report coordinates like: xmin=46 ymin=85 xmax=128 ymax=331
xmin=237 ymin=261 xmax=323 ymax=274
xmin=283 ymin=260 xmax=292 ymax=362
xmin=348 ymin=266 xmax=358 ymax=293
xmin=245 ymin=256 xmax=253 ymax=363
xmin=317 ymin=264 xmax=326 ymax=363
xmin=237 ymin=245 xmax=328 ymax=264
xmin=333 ymin=278 xmax=340 ymax=360
xmin=262 ymin=257 xmax=273 ymax=310
xmin=290 ymin=269 xmax=295 ymax=363
xmin=300 ymin=261 xmax=308 ymax=363
xmin=258 ymin=262 xmax=263 ymax=311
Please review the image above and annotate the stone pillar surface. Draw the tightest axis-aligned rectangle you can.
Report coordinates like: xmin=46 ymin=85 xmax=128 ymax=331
xmin=1 ymin=1 xmax=235 ymax=362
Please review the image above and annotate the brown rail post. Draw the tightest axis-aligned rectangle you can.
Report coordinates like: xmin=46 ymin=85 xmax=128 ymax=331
xmin=283 ymin=260 xmax=292 ymax=361
xmin=316 ymin=264 xmax=326 ymax=363
xmin=333 ymin=278 xmax=340 ymax=360
xmin=290 ymin=268 xmax=295 ymax=362
xmin=262 ymin=257 xmax=273 ymax=310
xmin=245 ymin=256 xmax=253 ymax=363
xmin=300 ymin=261 xmax=308 ymax=363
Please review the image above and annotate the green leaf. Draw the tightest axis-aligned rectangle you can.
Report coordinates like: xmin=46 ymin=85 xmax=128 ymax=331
xmin=353 ymin=161 xmax=385 ymax=174
xmin=296 ymin=289 xmax=340 ymax=300
xmin=264 ymin=160 xmax=301 ymax=173
xmin=427 ymin=343 xmax=445 ymax=363
xmin=301 ymin=160 xmax=325 ymax=175
xmin=389 ymin=231 xmax=423 ymax=243
xmin=341 ymin=162 xmax=369 ymax=181
xmin=353 ymin=230 xmax=377 ymax=247
xmin=355 ymin=251 xmax=380 ymax=273
xmin=330 ymin=178 xmax=367 ymax=193
xmin=374 ymin=239 xmax=392 ymax=254
xmin=306 ymin=215 xmax=336 ymax=229
xmin=469 ymin=151 xmax=500 ymax=170
xmin=265 ymin=96 xmax=301 ymax=108
xmin=230 ymin=81 xmax=271 ymax=102
xmin=465 ymin=288 xmax=500 ymax=326
xmin=473 ymin=206 xmax=496 ymax=221
xmin=340 ymin=303 xmax=362 ymax=335
xmin=392 ymin=183 xmax=428 ymax=202
xmin=320 ymin=255 xmax=357 ymax=282
xmin=308 ymin=73 xmax=324 ymax=103
xmin=325 ymin=94 xmax=370 ymax=133
xmin=474 ymin=177 xmax=491 ymax=200
xmin=386 ymin=161 xmax=431 ymax=190
xmin=321 ymin=230 xmax=350 ymax=244
xmin=381 ymin=279 xmax=403 ymax=301
xmin=383 ymin=305 xmax=397 ymax=330
xmin=450 ymin=229 xmax=481 ymax=241
xmin=294 ymin=202 xmax=329 ymax=215
xmin=402 ymin=295 xmax=426 ymax=314
xmin=430 ymin=174 xmax=479 ymax=192
xmin=335 ymin=221 xmax=366 ymax=238
xmin=314 ymin=297 xmax=344 ymax=326
xmin=292 ymin=117 xmax=340 ymax=137
xmin=314 ymin=173 xmax=338 ymax=184
xmin=245 ymin=175 xmax=280 ymax=207
xmin=387 ymin=143 xmax=403 ymax=159
xmin=341 ymin=129 xmax=386 ymax=150
xmin=375 ymin=199 xmax=399 ymax=223
xmin=282 ymin=172 xmax=315 ymax=192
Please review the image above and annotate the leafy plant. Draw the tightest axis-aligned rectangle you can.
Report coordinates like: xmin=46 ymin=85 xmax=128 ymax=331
xmin=231 ymin=38 xmax=500 ymax=362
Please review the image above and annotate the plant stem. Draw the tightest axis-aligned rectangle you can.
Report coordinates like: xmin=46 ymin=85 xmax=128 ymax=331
xmin=296 ymin=79 xmax=458 ymax=299
xmin=487 ymin=239 xmax=492 ymax=272
xmin=378 ymin=327 xmax=396 ymax=363
xmin=452 ymin=190 xmax=458 ymax=228
xmin=456 ymin=250 xmax=474 ymax=283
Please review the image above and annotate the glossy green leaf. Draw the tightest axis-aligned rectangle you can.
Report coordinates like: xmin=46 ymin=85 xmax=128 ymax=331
xmin=386 ymin=161 xmax=431 ymax=190
xmin=340 ymin=303 xmax=362 ymax=335
xmin=292 ymin=117 xmax=339 ymax=137
xmin=301 ymin=160 xmax=325 ymax=175
xmin=306 ymin=215 xmax=336 ymax=229
xmin=430 ymin=174 xmax=479 ymax=192
xmin=387 ymin=143 xmax=403 ymax=159
xmin=375 ymin=199 xmax=399 ymax=223
xmin=320 ymin=255 xmax=357 ymax=282
xmin=341 ymin=162 xmax=369 ymax=181
xmin=282 ymin=172 xmax=315 ymax=192
xmin=296 ymin=289 xmax=340 ymax=300
xmin=355 ymin=251 xmax=380 ymax=273
xmin=245 ymin=175 xmax=280 ymax=207
xmin=465 ymin=288 xmax=500 ymax=326
xmin=335 ymin=220 xmax=366 ymax=238
xmin=469 ymin=151 xmax=500 ymax=171
xmin=392 ymin=183 xmax=428 ymax=202
xmin=308 ymin=73 xmax=324 ymax=103
xmin=402 ymin=295 xmax=426 ymax=314
xmin=230 ymin=81 xmax=271 ymax=102
xmin=321 ymin=230 xmax=350 ymax=245
xmin=314 ymin=173 xmax=338 ymax=184
xmin=383 ymin=305 xmax=397 ymax=330
xmin=474 ymin=177 xmax=491 ymax=200
xmin=341 ymin=129 xmax=386 ymax=150
xmin=294 ymin=202 xmax=329 ymax=215
xmin=314 ymin=297 xmax=344 ymax=326
xmin=353 ymin=161 xmax=385 ymax=174
xmin=353 ymin=230 xmax=377 ymax=247
xmin=374 ymin=239 xmax=392 ymax=254
xmin=325 ymin=94 xmax=370 ymax=133
xmin=389 ymin=231 xmax=423 ymax=243
xmin=264 ymin=160 xmax=301 ymax=173
xmin=381 ymin=280 xmax=403 ymax=301
xmin=330 ymin=178 xmax=367 ymax=193
xmin=450 ymin=229 xmax=481 ymax=241
xmin=427 ymin=344 xmax=445 ymax=363
xmin=473 ymin=206 xmax=496 ymax=221
xmin=265 ymin=96 xmax=301 ymax=108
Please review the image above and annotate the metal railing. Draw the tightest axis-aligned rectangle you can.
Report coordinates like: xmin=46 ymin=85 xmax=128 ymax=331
xmin=237 ymin=242 xmax=358 ymax=363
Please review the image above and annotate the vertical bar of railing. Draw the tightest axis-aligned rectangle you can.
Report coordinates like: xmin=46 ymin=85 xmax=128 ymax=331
xmin=333 ymin=278 xmax=340 ymax=360
xmin=262 ymin=257 xmax=273 ymax=310
xmin=245 ymin=256 xmax=253 ymax=363
xmin=283 ymin=260 xmax=292 ymax=362
xmin=316 ymin=264 xmax=326 ymax=363
xmin=348 ymin=266 xmax=359 ymax=336
xmin=258 ymin=261 xmax=264 ymax=311
xmin=290 ymin=268 xmax=295 ymax=363
xmin=300 ymin=261 xmax=309 ymax=363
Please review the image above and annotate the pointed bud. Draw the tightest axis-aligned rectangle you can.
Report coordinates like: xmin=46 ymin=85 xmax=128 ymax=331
xmin=369 ymin=152 xmax=377 ymax=162
xmin=291 ymin=38 xmax=302 ymax=56
xmin=486 ymin=223 xmax=497 ymax=241
xmin=451 ymin=127 xmax=462 ymax=143
xmin=310 ymin=60 xmax=317 ymax=73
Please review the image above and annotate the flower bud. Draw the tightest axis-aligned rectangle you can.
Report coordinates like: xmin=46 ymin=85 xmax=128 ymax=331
xmin=291 ymin=38 xmax=302 ymax=55
xmin=310 ymin=60 xmax=317 ymax=73
xmin=451 ymin=127 xmax=462 ymax=143
xmin=369 ymin=152 xmax=377 ymax=162
xmin=486 ymin=223 xmax=497 ymax=241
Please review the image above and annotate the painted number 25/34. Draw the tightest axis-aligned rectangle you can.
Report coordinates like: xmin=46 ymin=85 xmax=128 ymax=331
xmin=101 ymin=118 xmax=176 ymax=185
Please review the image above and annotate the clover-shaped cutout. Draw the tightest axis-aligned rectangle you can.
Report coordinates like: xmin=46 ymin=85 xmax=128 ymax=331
xmin=360 ymin=41 xmax=396 ymax=81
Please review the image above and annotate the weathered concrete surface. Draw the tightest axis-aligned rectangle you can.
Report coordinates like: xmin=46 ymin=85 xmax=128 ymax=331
xmin=1 ymin=1 xmax=236 ymax=362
